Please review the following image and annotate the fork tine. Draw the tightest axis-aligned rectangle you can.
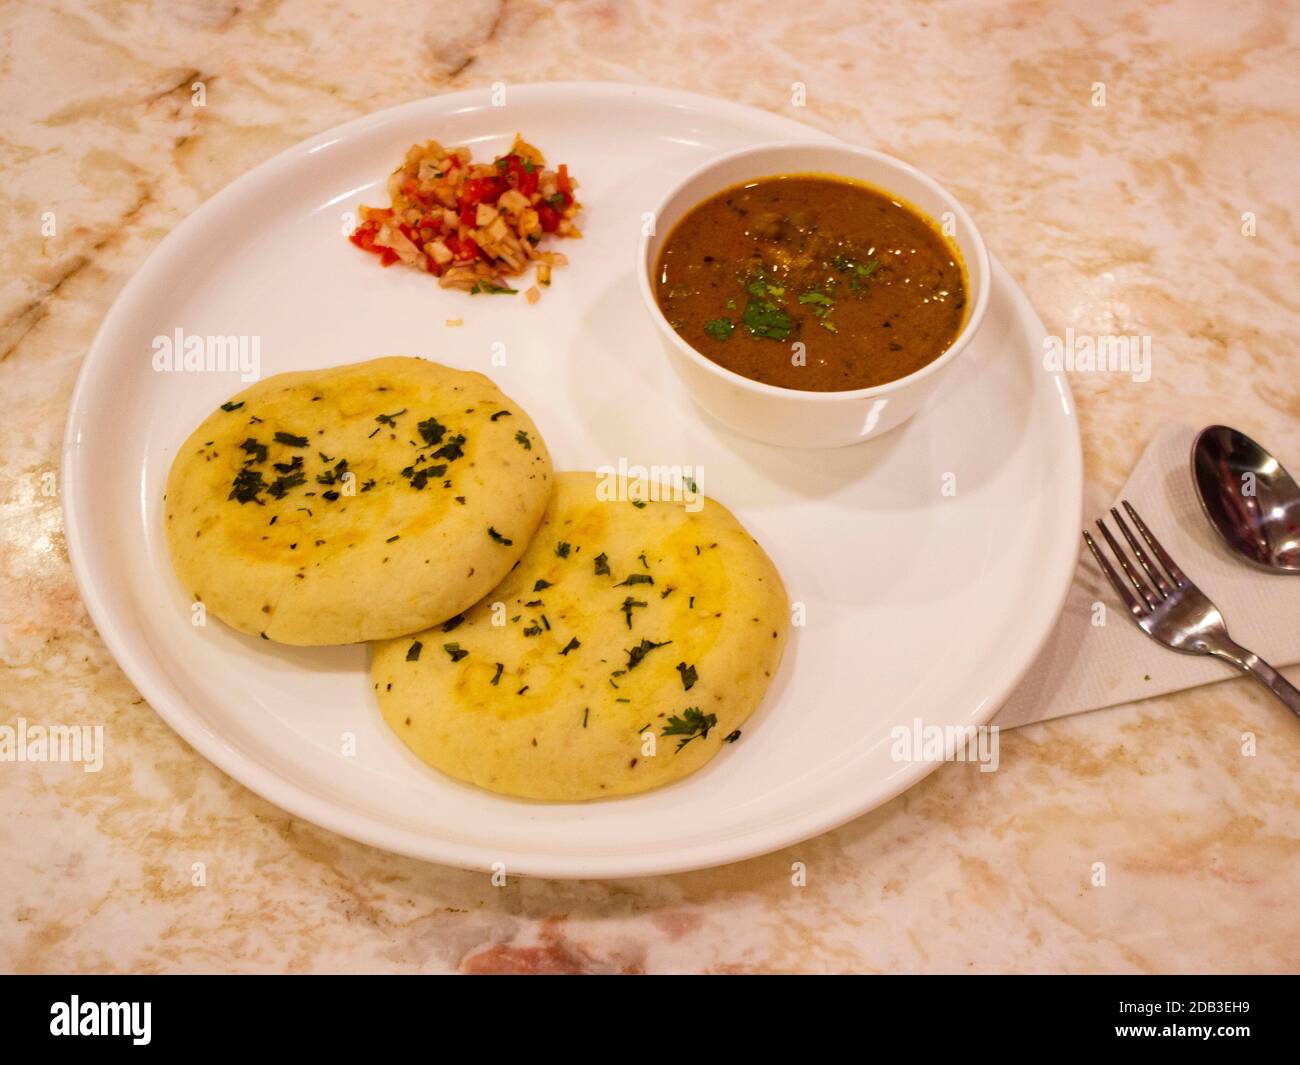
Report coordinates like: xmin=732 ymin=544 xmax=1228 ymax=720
xmin=1110 ymin=506 xmax=1171 ymax=598
xmin=1122 ymin=500 xmax=1187 ymax=587
xmin=1082 ymin=530 xmax=1146 ymax=617
xmin=1096 ymin=517 xmax=1159 ymax=610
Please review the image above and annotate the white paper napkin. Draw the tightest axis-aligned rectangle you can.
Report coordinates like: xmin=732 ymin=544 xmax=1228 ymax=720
xmin=993 ymin=424 xmax=1300 ymax=728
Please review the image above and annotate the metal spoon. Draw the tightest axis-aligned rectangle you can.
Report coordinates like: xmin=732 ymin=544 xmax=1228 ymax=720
xmin=1192 ymin=425 xmax=1300 ymax=573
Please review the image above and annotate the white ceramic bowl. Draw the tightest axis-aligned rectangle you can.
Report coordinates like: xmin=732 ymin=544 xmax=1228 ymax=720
xmin=638 ymin=141 xmax=992 ymax=448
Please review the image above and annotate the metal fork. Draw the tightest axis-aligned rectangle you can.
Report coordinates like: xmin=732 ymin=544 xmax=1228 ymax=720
xmin=1083 ymin=500 xmax=1300 ymax=716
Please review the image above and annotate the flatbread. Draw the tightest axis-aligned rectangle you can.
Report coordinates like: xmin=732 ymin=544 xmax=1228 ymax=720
xmin=164 ymin=356 xmax=552 ymax=645
xmin=371 ymin=471 xmax=788 ymax=800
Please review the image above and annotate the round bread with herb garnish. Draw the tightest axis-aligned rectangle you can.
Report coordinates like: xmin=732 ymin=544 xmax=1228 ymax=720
xmin=164 ymin=356 xmax=552 ymax=645
xmin=370 ymin=471 xmax=788 ymax=800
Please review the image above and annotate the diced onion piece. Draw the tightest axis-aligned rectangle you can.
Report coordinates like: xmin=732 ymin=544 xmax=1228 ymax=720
xmin=375 ymin=223 xmax=425 ymax=267
xmin=497 ymin=188 xmax=530 ymax=214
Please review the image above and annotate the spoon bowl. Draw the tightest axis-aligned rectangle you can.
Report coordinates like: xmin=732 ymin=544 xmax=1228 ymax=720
xmin=1192 ymin=425 xmax=1300 ymax=573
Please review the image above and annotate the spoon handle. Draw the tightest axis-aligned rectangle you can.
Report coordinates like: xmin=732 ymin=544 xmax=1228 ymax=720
xmin=1209 ymin=640 xmax=1300 ymax=717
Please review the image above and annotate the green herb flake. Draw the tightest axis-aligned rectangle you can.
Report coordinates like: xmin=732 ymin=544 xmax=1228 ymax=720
xmin=662 ymin=707 xmax=717 ymax=751
xmin=676 ymin=662 xmax=698 ymax=691
xmin=220 ymin=401 xmax=245 ymax=412
xmin=742 ymin=299 xmax=793 ymax=341
xmin=594 ymin=552 xmax=610 ymax=576
xmin=273 ymin=431 xmax=309 ymax=448
xmin=431 ymin=434 xmax=466 ymax=462
xmin=240 ymin=438 xmax=268 ymax=464
xmin=267 ymin=472 xmax=306 ymax=499
xmin=417 ymin=417 xmax=446 ymax=447
xmin=443 ymin=642 xmax=468 ymax=662
xmin=555 ymin=542 xmax=571 ymax=558
xmin=626 ymin=638 xmax=671 ymax=670
xmin=703 ymin=318 xmax=735 ymax=341
xmin=228 ymin=468 xmax=266 ymax=504
xmin=406 ymin=641 xmax=423 ymax=662
xmin=559 ymin=637 xmax=581 ymax=656
xmin=488 ymin=526 xmax=513 ymax=545
xmin=514 ymin=430 xmax=532 ymax=450
xmin=620 ymin=597 xmax=648 ymax=629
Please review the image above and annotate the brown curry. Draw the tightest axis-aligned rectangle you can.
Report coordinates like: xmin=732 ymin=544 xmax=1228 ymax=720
xmin=654 ymin=174 xmax=968 ymax=392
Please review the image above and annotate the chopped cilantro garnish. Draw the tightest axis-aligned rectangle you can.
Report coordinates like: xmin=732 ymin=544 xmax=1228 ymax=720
xmin=432 ymin=434 xmax=466 ymax=461
xmin=240 ymin=437 xmax=268 ymax=464
xmin=417 ymin=417 xmax=446 ymax=447
xmin=676 ymin=662 xmax=698 ymax=691
xmin=704 ymin=318 xmax=735 ymax=340
xmin=626 ymin=638 xmax=671 ymax=670
xmin=742 ymin=299 xmax=793 ymax=341
xmin=662 ymin=707 xmax=717 ymax=750
xmin=228 ymin=468 xmax=266 ymax=504
xmin=620 ymin=597 xmax=648 ymax=628
xmin=267 ymin=471 xmax=306 ymax=499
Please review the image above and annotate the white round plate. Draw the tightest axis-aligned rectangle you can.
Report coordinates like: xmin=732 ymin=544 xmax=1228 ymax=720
xmin=63 ymin=83 xmax=1081 ymax=878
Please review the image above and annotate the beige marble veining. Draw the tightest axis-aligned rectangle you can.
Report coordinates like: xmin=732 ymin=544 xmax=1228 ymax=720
xmin=2 ymin=0 xmax=1299 ymax=973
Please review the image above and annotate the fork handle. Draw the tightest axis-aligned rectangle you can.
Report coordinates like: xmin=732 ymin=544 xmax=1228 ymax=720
xmin=1208 ymin=640 xmax=1300 ymax=717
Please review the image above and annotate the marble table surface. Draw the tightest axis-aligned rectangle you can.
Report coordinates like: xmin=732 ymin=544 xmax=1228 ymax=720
xmin=2 ymin=0 xmax=1298 ymax=973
